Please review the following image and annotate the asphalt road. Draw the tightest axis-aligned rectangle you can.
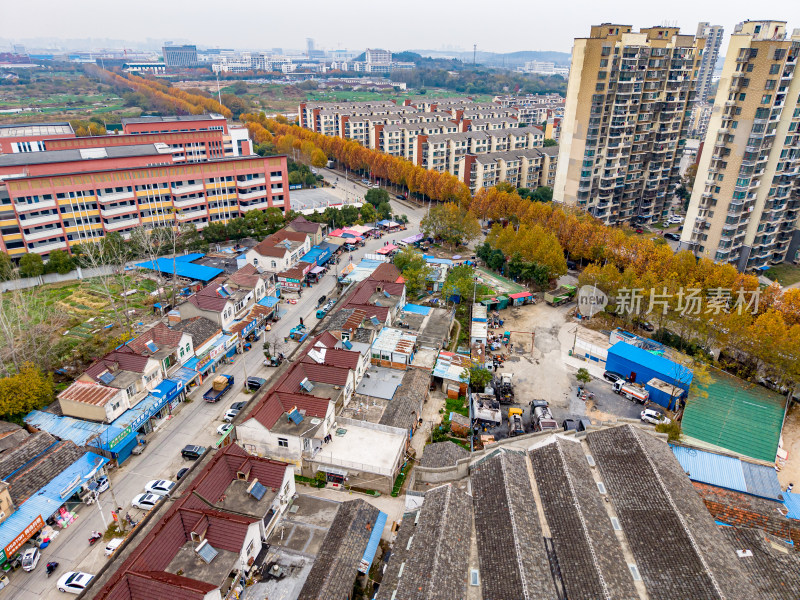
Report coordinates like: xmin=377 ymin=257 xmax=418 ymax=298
xmin=6 ymin=185 xmax=428 ymax=600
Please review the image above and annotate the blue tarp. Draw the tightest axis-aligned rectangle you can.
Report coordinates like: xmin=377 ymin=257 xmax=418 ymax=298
xmin=137 ymin=258 xmax=223 ymax=283
xmin=423 ymin=255 xmax=454 ymax=266
xmin=175 ymin=253 xmax=206 ymax=262
xmin=24 ymin=410 xmax=137 ymax=454
xmin=360 ymin=510 xmax=387 ymax=573
xmin=258 ymin=296 xmax=280 ymax=308
xmin=402 ymin=303 xmax=431 ymax=315
xmin=671 ymin=444 xmax=784 ymax=501
xmin=0 ymin=452 xmax=109 ymax=556
xmin=111 ymin=394 xmax=169 ymax=432
xmin=784 ymin=491 xmax=800 ymax=519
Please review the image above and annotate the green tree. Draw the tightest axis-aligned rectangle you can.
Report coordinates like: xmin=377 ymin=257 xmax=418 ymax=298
xmin=203 ymin=222 xmax=229 ymax=243
xmin=576 ymin=368 xmax=591 ymax=386
xmin=0 ymin=363 xmax=54 ymax=421
xmin=18 ymin=253 xmax=44 ymax=278
xmin=468 ymin=365 xmax=493 ymax=390
xmin=420 ymin=203 xmax=480 ymax=249
xmin=376 ymin=201 xmax=392 ymax=220
xmin=531 ymin=186 xmax=553 ymax=202
xmin=263 ymin=207 xmax=286 ymax=233
xmin=365 ymin=188 xmax=390 ymax=208
xmin=543 ymin=138 xmax=557 ymax=147
xmin=0 ymin=252 xmax=15 ymax=281
xmin=442 ymin=264 xmax=476 ymax=303
xmin=488 ymin=249 xmax=506 ymax=272
xmin=288 ymin=171 xmax=303 ymax=186
xmin=394 ymin=247 xmax=432 ymax=297
xmin=360 ymin=202 xmax=376 ymax=224
xmin=44 ymin=249 xmax=75 ymax=274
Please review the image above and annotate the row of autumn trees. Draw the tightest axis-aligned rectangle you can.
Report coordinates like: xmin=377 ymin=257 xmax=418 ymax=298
xmin=90 ymin=66 xmax=232 ymax=118
xmin=240 ymin=112 xmax=472 ymax=204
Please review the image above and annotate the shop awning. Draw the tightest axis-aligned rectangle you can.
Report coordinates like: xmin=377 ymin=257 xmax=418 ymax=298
xmin=310 ymin=266 xmax=325 ymax=274
xmin=111 ymin=394 xmax=169 ymax=432
xmin=183 ymin=357 xmax=200 ymax=370
xmin=316 ymin=465 xmax=348 ymax=476
xmin=258 ymin=296 xmax=280 ymax=308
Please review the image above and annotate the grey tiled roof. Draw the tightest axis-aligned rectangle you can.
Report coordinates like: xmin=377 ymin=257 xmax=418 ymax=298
xmin=297 ymin=499 xmax=380 ymax=600
xmin=529 ymin=437 xmax=637 ymax=599
xmin=471 ymin=451 xmax=558 ymax=599
xmin=419 ymin=440 xmax=469 ymax=469
xmin=719 ymin=527 xmax=800 ymax=600
xmin=0 ymin=431 xmax=57 ymax=481
xmin=585 ymin=425 xmax=758 ymax=600
xmin=378 ymin=485 xmax=473 ymax=600
xmin=6 ymin=440 xmax=86 ymax=505
xmin=379 ymin=368 xmax=429 ymax=430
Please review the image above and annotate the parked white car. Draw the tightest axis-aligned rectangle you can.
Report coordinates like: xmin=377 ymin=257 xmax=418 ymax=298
xmin=104 ymin=537 xmax=124 ymax=557
xmin=217 ymin=423 xmax=233 ymax=436
xmin=131 ymin=493 xmax=161 ymax=511
xmin=21 ymin=547 xmax=40 ymax=572
xmin=640 ymin=408 xmax=671 ymax=425
xmin=57 ymin=571 xmax=94 ymax=594
xmin=144 ymin=480 xmax=176 ymax=497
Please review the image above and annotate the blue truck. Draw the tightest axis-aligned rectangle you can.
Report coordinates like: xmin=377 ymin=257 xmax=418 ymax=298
xmin=203 ymin=374 xmax=235 ymax=402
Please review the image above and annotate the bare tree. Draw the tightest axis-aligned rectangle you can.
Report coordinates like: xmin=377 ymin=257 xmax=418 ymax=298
xmin=77 ymin=240 xmax=135 ymax=331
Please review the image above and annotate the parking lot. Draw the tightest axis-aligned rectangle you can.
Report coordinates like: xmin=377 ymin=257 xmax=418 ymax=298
xmin=289 ymin=187 xmax=358 ymax=211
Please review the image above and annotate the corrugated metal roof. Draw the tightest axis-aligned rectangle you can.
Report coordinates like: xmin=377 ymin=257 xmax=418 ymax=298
xmin=0 ymin=452 xmax=109 ymax=552
xmin=681 ymin=369 xmax=786 ymax=463
xmin=433 ymin=351 xmax=470 ymax=383
xmin=783 ymin=491 xmax=800 ymax=520
xmin=174 ymin=253 xmax=205 ymax=262
xmin=372 ymin=327 xmax=417 ymax=355
xmin=361 ymin=511 xmax=387 ymax=572
xmin=136 ymin=258 xmax=223 ymax=283
xmin=671 ymin=444 xmax=783 ymax=501
xmin=57 ymin=381 xmax=119 ymax=406
xmin=608 ymin=342 xmax=693 ymax=385
xmin=24 ymin=410 xmax=135 ymax=451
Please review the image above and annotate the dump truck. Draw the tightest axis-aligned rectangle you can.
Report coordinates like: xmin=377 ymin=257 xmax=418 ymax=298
xmin=495 ymin=373 xmax=514 ymax=404
xmin=612 ymin=379 xmax=650 ymax=403
xmin=508 ymin=407 xmax=525 ymax=437
xmin=472 ymin=393 xmax=502 ymax=431
xmin=530 ymin=399 xmax=558 ymax=431
xmin=544 ymin=284 xmax=577 ymax=306
xmin=203 ymin=374 xmax=234 ymax=402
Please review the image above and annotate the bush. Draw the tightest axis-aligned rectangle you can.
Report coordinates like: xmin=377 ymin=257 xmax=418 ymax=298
xmin=655 ymin=419 xmax=682 ymax=442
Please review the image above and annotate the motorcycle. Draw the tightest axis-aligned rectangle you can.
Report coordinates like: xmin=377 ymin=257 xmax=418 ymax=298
xmin=88 ymin=531 xmax=102 ymax=546
xmin=46 ymin=562 xmax=58 ymax=578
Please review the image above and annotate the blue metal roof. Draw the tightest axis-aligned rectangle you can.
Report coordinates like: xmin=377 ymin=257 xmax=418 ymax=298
xmin=24 ymin=411 xmax=136 ymax=452
xmin=175 ymin=253 xmax=205 ymax=262
xmin=136 ymin=258 xmax=223 ymax=282
xmin=422 ymin=255 xmax=454 ymax=266
xmin=608 ymin=342 xmax=693 ymax=386
xmin=361 ymin=510 xmax=387 ymax=573
xmin=402 ymin=303 xmax=431 ymax=315
xmin=170 ymin=366 xmax=199 ymax=388
xmin=670 ymin=444 xmax=783 ymax=501
xmin=111 ymin=394 xmax=169 ymax=432
xmin=783 ymin=491 xmax=800 ymax=519
xmin=0 ymin=452 xmax=109 ymax=554
xmin=258 ymin=296 xmax=279 ymax=308
xmin=183 ymin=356 xmax=200 ymax=370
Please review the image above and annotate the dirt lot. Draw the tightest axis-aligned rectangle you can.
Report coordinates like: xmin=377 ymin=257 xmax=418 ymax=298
xmin=779 ymin=403 xmax=800 ymax=489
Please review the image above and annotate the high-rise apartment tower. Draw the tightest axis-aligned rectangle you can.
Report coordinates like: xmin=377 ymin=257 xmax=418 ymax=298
xmin=695 ymin=23 xmax=724 ymax=102
xmin=681 ymin=21 xmax=800 ymax=270
xmin=554 ymin=24 xmax=704 ymax=225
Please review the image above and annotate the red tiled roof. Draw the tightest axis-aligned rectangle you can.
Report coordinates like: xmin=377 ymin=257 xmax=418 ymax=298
xmin=369 ymin=262 xmax=403 ymax=283
xmin=85 ymin=346 xmax=149 ymax=379
xmin=342 ymin=303 xmax=389 ymax=323
xmin=252 ymin=244 xmax=289 ymax=258
xmin=278 ymin=362 xmax=350 ymax=390
xmin=94 ymin=444 xmax=288 ymax=600
xmin=226 ymin=264 xmax=264 ymax=289
xmin=312 ymin=331 xmax=340 ymax=348
xmin=127 ymin=323 xmax=184 ymax=355
xmin=57 ymin=381 xmax=119 ymax=406
xmin=346 ymin=279 xmax=404 ymax=306
xmin=248 ymin=390 xmax=330 ymax=430
xmin=301 ymin=348 xmax=360 ymax=370
xmin=288 ymin=216 xmax=322 ymax=234
xmin=187 ymin=282 xmax=230 ymax=312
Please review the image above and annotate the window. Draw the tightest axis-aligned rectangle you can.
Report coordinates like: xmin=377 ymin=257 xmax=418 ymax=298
xmin=738 ymin=93 xmax=746 ymax=101
xmin=628 ymin=564 xmax=642 ymax=581
xmin=611 ymin=517 xmax=622 ymax=530
xmin=597 ymin=482 xmax=607 ymax=494
xmin=765 ymin=80 xmax=776 ymax=90
xmin=278 ymin=438 xmax=288 ymax=448
xmin=770 ymin=64 xmax=781 ymax=75
xmin=470 ymin=570 xmax=480 ymax=586
xmin=762 ymin=94 xmax=773 ymax=104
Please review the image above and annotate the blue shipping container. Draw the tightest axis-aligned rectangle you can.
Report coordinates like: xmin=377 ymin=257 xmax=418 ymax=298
xmin=605 ymin=342 xmax=692 ymax=403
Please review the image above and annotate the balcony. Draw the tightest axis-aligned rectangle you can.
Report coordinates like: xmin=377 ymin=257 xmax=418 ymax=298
xmin=29 ymin=239 xmax=67 ymax=254
xmin=177 ymin=209 xmax=208 ymax=221
xmin=237 ymin=177 xmax=266 ymax=188
xmin=18 ymin=212 xmax=60 ymax=228
xmin=100 ymin=205 xmax=138 ymax=218
xmin=104 ymin=216 xmax=140 ymax=231
xmin=239 ymin=189 xmax=267 ymax=201
xmin=15 ymin=199 xmax=56 ymax=213
xmin=171 ymin=183 xmax=205 ymax=196
xmin=23 ymin=227 xmax=63 ymax=242
xmin=173 ymin=195 xmax=207 ymax=209
xmin=98 ymin=189 xmax=135 ymax=203
xmin=270 ymin=175 xmax=284 ymax=183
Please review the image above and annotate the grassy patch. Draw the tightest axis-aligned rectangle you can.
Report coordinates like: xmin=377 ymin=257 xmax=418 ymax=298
xmin=764 ymin=263 xmax=800 ymax=287
xmin=444 ymin=396 xmax=469 ymax=417
xmin=390 ymin=462 xmax=412 ymax=497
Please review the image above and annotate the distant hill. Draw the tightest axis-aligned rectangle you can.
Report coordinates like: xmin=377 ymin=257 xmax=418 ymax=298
xmin=409 ymin=49 xmax=572 ymax=68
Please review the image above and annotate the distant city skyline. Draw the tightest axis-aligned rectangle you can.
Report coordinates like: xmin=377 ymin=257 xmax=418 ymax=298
xmin=3 ymin=0 xmax=799 ymax=56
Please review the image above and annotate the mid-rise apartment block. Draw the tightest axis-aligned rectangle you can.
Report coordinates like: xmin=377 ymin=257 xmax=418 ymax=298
xmin=682 ymin=21 xmax=800 ymax=270
xmin=0 ymin=153 xmax=289 ymax=258
xmin=461 ymin=146 xmax=558 ymax=193
xmin=555 ymin=24 xmax=704 ymax=225
xmin=162 ymin=44 xmax=198 ymax=68
xmin=696 ymin=23 xmax=725 ymax=102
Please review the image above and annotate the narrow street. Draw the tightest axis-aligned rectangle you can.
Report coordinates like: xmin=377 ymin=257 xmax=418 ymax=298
xmin=6 ymin=189 xmax=427 ymax=599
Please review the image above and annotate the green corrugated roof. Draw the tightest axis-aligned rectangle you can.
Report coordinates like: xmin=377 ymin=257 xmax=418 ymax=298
xmin=681 ymin=370 xmax=786 ymax=463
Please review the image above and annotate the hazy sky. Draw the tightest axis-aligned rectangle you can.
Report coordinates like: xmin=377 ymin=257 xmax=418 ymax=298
xmin=3 ymin=0 xmax=800 ymax=55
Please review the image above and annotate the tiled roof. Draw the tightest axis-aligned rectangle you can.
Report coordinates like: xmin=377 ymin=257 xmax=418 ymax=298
xmin=57 ymin=381 xmax=120 ymax=407
xmin=341 ymin=303 xmax=389 ymax=323
xmin=171 ymin=317 xmax=221 ymax=347
xmin=529 ymin=437 xmax=637 ymax=598
xmin=586 ymin=425 xmax=758 ymax=600
xmin=6 ymin=440 xmax=86 ymax=505
xmin=247 ymin=391 xmax=330 ymax=430
xmin=471 ymin=451 xmax=557 ymax=599
xmin=85 ymin=346 xmax=149 ymax=379
xmin=419 ymin=441 xmax=469 ymax=469
xmin=127 ymin=322 xmax=184 ymax=355
xmin=0 ymin=422 xmax=27 ymax=454
xmin=301 ymin=346 xmax=360 ymax=370
xmin=718 ymin=527 xmax=800 ymax=600
xmin=0 ymin=431 xmax=57 ymax=481
xmin=186 ymin=282 xmax=230 ymax=312
xmin=277 ymin=362 xmax=350 ymax=390
xmin=345 ymin=279 xmax=404 ymax=306
xmin=226 ymin=264 xmax=264 ymax=289
xmin=287 ymin=216 xmax=323 ymax=234
xmin=377 ymin=485 xmax=472 ymax=600
xmin=379 ymin=368 xmax=429 ymax=429
xmin=369 ymin=262 xmax=402 ymax=283
xmin=297 ymin=499 xmax=381 ymax=600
